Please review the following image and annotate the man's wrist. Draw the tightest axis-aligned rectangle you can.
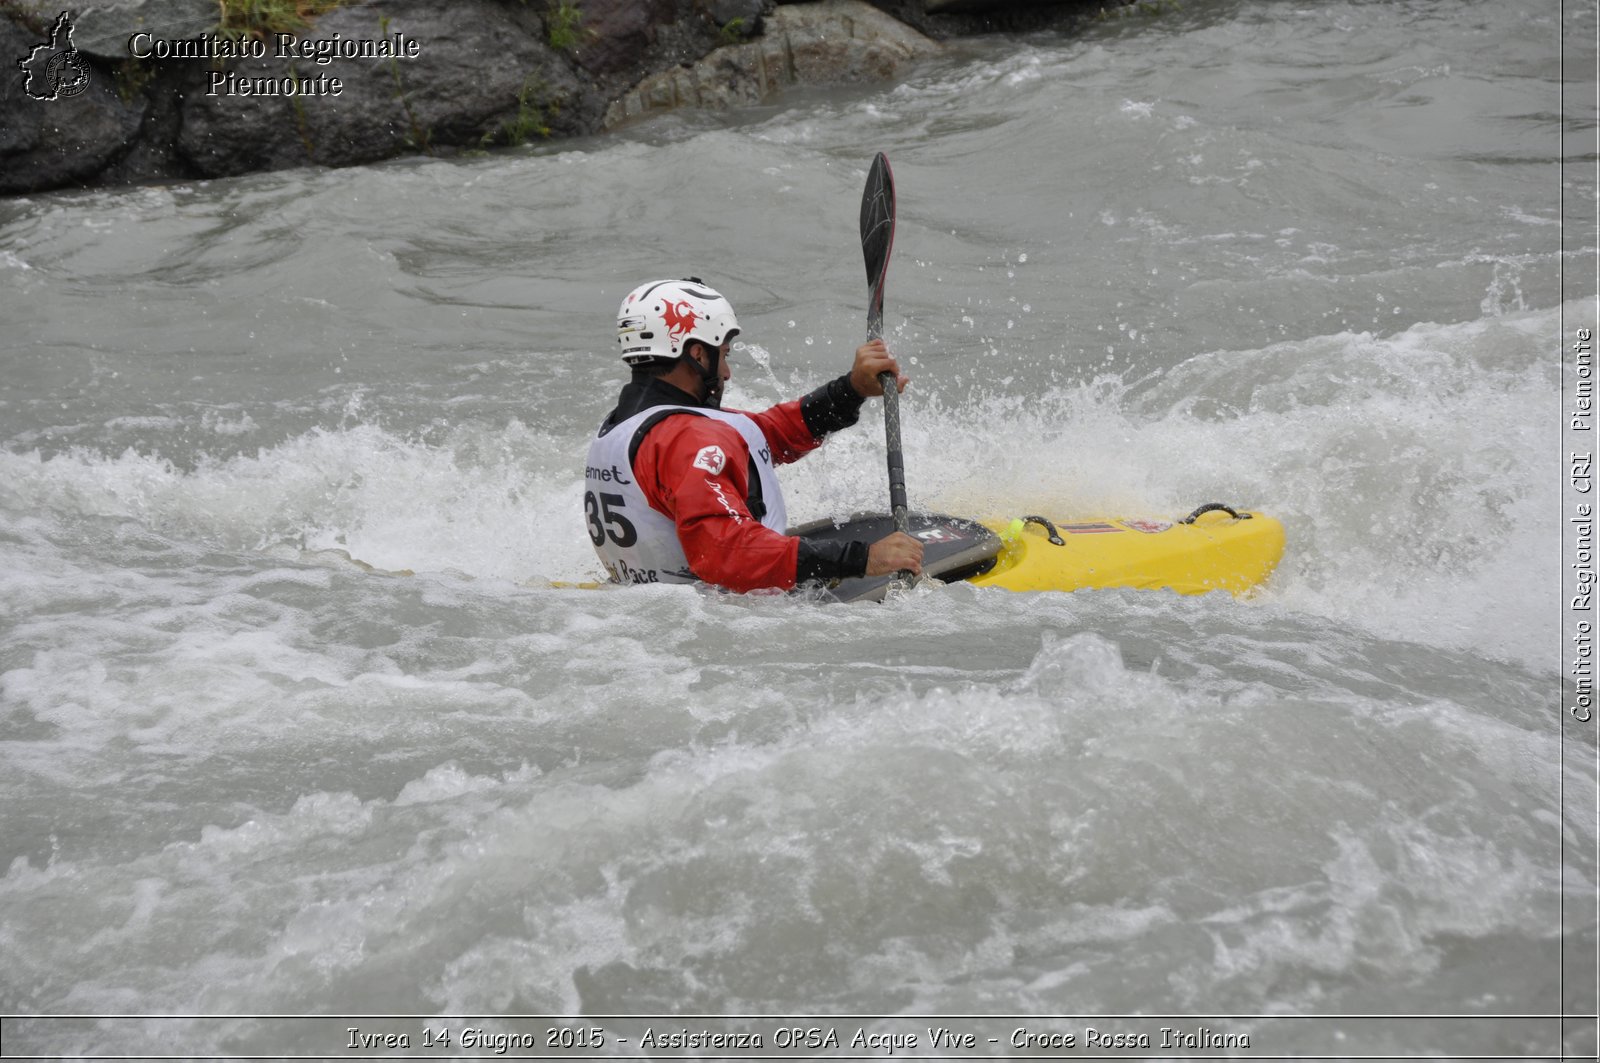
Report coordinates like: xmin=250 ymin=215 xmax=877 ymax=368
xmin=800 ymin=374 xmax=867 ymax=438
xmin=796 ymin=536 xmax=870 ymax=583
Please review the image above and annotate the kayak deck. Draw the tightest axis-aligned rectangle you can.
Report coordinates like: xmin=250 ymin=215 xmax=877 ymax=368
xmin=968 ymin=508 xmax=1285 ymax=597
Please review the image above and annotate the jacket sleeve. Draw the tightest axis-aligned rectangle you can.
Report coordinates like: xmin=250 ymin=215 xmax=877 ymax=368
xmin=734 ymin=375 xmax=867 ymax=467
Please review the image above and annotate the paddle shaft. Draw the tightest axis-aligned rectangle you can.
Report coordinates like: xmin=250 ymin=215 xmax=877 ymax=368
xmin=870 ymin=284 xmax=907 ymax=534
xmin=876 ymin=373 xmax=908 ymax=535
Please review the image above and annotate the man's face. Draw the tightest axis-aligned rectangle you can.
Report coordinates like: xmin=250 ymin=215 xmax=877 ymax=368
xmin=687 ymin=339 xmax=733 ymax=406
xmin=694 ymin=340 xmax=733 ymax=383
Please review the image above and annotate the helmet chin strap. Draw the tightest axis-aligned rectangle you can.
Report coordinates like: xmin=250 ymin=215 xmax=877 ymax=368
xmin=683 ymin=342 xmax=723 ymax=408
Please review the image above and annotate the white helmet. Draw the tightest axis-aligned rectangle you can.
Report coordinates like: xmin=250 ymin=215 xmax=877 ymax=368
xmin=616 ymin=278 xmax=740 ymax=365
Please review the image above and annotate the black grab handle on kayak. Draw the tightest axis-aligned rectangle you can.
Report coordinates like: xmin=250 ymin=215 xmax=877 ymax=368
xmin=1179 ymin=502 xmax=1252 ymax=524
xmin=1021 ymin=515 xmax=1066 ymax=545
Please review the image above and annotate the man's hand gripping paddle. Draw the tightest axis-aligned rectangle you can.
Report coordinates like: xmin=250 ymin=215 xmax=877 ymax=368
xmin=860 ymin=152 xmax=909 ymax=539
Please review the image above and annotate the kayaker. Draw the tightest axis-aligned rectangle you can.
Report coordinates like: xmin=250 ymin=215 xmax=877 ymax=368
xmin=584 ymin=277 xmax=924 ymax=592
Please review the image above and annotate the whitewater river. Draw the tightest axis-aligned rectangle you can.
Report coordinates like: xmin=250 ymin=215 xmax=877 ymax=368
xmin=2 ymin=0 xmax=1596 ymax=1058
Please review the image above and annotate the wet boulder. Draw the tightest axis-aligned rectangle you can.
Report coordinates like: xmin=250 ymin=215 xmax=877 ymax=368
xmin=922 ymin=0 xmax=1082 ymax=10
xmin=604 ymin=0 xmax=939 ymax=128
xmin=0 ymin=10 xmax=150 ymax=194
xmin=70 ymin=0 xmax=219 ymax=58
xmin=176 ymin=0 xmax=588 ymax=176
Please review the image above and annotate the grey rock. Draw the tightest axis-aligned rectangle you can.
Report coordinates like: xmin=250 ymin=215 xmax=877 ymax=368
xmin=170 ymin=59 xmax=306 ymax=177
xmin=176 ymin=0 xmax=588 ymax=177
xmin=70 ymin=0 xmax=218 ymax=58
xmin=923 ymin=0 xmax=1079 ymax=11
xmin=3 ymin=0 xmax=1086 ymax=195
xmin=605 ymin=0 xmax=937 ymax=128
xmin=97 ymin=70 xmax=193 ymax=185
xmin=705 ymin=0 xmax=764 ymax=33
xmin=564 ymin=0 xmax=684 ymax=78
xmin=0 ymin=13 xmax=148 ymax=193
xmin=866 ymin=0 xmax=1097 ymax=38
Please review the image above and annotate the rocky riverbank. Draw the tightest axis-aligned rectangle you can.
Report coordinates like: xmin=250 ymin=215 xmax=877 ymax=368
xmin=1 ymin=0 xmax=1124 ymax=196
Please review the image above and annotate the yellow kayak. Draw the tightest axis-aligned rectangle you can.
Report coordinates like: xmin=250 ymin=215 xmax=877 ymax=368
xmin=791 ymin=503 xmax=1285 ymax=602
xmin=969 ymin=506 xmax=1285 ymax=597
xmin=306 ymin=505 xmax=1284 ymax=599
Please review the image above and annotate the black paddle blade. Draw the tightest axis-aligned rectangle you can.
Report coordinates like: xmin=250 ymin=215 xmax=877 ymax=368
xmin=859 ymin=152 xmax=896 ymax=340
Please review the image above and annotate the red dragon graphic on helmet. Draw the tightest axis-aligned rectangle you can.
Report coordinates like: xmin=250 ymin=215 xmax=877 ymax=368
xmin=661 ymin=300 xmax=699 ymax=341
